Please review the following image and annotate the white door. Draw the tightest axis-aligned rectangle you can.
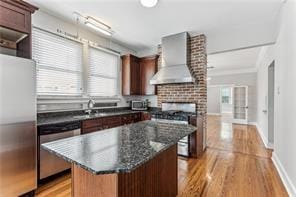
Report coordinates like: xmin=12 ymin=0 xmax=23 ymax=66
xmin=233 ymin=86 xmax=248 ymax=124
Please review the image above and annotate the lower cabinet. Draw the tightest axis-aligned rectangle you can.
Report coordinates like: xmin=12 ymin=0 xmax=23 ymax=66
xmin=189 ymin=116 xmax=204 ymax=158
xmin=81 ymin=113 xmax=142 ymax=134
xmin=141 ymin=112 xmax=151 ymax=121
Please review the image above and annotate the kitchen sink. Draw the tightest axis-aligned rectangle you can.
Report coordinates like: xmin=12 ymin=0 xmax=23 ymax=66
xmin=73 ymin=113 xmax=109 ymax=119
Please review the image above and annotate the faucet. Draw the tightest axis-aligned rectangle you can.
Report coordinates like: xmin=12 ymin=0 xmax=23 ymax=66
xmin=86 ymin=99 xmax=96 ymax=115
xmin=88 ymin=99 xmax=95 ymax=109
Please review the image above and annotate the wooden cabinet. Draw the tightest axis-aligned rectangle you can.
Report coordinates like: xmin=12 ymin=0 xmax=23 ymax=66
xmin=141 ymin=112 xmax=151 ymax=121
xmin=82 ymin=118 xmax=104 ymax=134
xmin=139 ymin=55 xmax=158 ymax=95
xmin=103 ymin=116 xmax=122 ymax=129
xmin=81 ymin=113 xmax=142 ymax=134
xmin=121 ymin=54 xmax=158 ymax=95
xmin=189 ymin=115 xmax=204 ymax=158
xmin=0 ymin=0 xmax=38 ymax=58
xmin=121 ymin=54 xmax=140 ymax=95
xmin=121 ymin=113 xmax=141 ymax=125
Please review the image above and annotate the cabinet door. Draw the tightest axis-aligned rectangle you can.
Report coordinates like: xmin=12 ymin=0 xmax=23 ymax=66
xmin=130 ymin=56 xmax=140 ymax=95
xmin=121 ymin=55 xmax=131 ymax=96
xmin=103 ymin=116 xmax=122 ymax=129
xmin=0 ymin=1 xmax=31 ymax=33
xmin=121 ymin=55 xmax=140 ymax=95
xmin=82 ymin=118 xmax=103 ymax=134
xmin=189 ymin=116 xmax=204 ymax=158
xmin=140 ymin=56 xmax=158 ymax=95
xmin=141 ymin=112 xmax=151 ymax=121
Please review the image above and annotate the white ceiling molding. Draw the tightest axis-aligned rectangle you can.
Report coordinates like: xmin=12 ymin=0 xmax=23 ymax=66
xmin=208 ymin=67 xmax=257 ymax=77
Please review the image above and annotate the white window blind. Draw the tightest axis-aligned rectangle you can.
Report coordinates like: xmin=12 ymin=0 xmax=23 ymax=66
xmin=32 ymin=28 xmax=83 ymax=96
xmin=88 ymin=47 xmax=119 ymax=97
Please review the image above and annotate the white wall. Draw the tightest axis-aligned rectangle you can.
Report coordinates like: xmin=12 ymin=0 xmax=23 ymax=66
xmin=256 ymin=1 xmax=296 ymax=195
xmin=32 ymin=10 xmax=135 ymax=56
xmin=32 ymin=10 xmax=150 ymax=110
xmin=256 ymin=45 xmax=275 ymax=147
xmin=274 ymin=0 xmax=296 ymax=195
xmin=207 ymin=86 xmax=221 ymax=114
xmin=208 ymin=72 xmax=257 ymax=122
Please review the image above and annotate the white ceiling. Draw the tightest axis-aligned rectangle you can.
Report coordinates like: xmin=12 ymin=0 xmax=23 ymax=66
xmin=27 ymin=0 xmax=283 ymax=53
xmin=207 ymin=46 xmax=262 ymax=76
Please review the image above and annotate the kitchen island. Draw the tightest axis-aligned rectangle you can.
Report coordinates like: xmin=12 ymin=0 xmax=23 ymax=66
xmin=42 ymin=120 xmax=196 ymax=197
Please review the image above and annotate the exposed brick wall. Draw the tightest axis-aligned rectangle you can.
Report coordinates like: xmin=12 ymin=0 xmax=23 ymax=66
xmin=156 ymin=34 xmax=207 ymax=143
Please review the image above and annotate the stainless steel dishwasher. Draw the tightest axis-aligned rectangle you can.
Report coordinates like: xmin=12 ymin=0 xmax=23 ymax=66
xmin=38 ymin=121 xmax=81 ymax=180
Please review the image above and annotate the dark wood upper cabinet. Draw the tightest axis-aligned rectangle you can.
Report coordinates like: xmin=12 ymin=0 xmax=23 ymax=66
xmin=139 ymin=55 xmax=158 ymax=95
xmin=121 ymin=54 xmax=140 ymax=95
xmin=0 ymin=0 xmax=38 ymax=58
xmin=121 ymin=54 xmax=158 ymax=96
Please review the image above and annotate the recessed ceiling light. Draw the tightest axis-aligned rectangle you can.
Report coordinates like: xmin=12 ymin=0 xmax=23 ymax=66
xmin=140 ymin=0 xmax=158 ymax=8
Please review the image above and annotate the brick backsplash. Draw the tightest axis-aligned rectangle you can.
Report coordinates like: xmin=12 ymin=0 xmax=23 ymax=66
xmin=156 ymin=34 xmax=207 ymax=135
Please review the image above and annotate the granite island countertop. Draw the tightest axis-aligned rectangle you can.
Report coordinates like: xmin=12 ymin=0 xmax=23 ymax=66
xmin=41 ymin=120 xmax=196 ymax=175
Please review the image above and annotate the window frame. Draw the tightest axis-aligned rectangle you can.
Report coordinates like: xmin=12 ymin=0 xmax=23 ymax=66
xmin=220 ymin=87 xmax=233 ymax=105
xmin=33 ymin=27 xmax=84 ymax=98
xmin=87 ymin=45 xmax=120 ymax=98
xmin=33 ymin=27 xmax=121 ymax=104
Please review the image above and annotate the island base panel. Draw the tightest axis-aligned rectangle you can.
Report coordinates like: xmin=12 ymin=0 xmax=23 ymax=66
xmin=72 ymin=164 xmax=117 ymax=197
xmin=71 ymin=145 xmax=177 ymax=197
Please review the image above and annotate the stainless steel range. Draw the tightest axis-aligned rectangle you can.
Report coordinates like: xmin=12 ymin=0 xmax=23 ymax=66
xmin=151 ymin=103 xmax=196 ymax=157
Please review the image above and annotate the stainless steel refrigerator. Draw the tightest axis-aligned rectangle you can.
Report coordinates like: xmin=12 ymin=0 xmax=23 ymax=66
xmin=0 ymin=54 xmax=37 ymax=196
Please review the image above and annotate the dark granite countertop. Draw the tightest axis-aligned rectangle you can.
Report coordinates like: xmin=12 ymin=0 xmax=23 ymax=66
xmin=37 ymin=110 xmax=150 ymax=127
xmin=41 ymin=120 xmax=196 ymax=175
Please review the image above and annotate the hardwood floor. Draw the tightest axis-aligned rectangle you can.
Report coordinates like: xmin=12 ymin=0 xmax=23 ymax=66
xmin=36 ymin=115 xmax=288 ymax=197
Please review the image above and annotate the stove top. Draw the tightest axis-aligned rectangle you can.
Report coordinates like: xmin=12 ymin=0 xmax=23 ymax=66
xmin=151 ymin=110 xmax=196 ymax=121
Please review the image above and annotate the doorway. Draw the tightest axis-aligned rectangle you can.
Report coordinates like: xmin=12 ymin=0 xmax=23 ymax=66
xmin=233 ymin=86 xmax=248 ymax=124
xmin=220 ymin=86 xmax=233 ymax=122
xmin=268 ymin=61 xmax=275 ymax=147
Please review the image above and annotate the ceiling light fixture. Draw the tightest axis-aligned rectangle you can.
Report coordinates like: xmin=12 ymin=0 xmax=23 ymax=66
xmin=84 ymin=16 xmax=113 ymax=36
xmin=140 ymin=0 xmax=158 ymax=8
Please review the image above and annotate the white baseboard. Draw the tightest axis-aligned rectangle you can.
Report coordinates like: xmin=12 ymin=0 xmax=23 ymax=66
xmin=254 ymin=123 xmax=273 ymax=149
xmin=207 ymin=113 xmax=221 ymax=116
xmin=272 ymin=153 xmax=296 ymax=197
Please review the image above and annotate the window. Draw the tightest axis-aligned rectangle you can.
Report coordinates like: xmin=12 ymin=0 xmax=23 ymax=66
xmin=32 ymin=28 xmax=83 ymax=96
xmin=221 ymin=87 xmax=232 ymax=104
xmin=88 ymin=47 xmax=119 ymax=97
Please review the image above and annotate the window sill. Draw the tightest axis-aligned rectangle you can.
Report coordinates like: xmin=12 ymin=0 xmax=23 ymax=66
xmin=37 ymin=96 xmax=121 ymax=104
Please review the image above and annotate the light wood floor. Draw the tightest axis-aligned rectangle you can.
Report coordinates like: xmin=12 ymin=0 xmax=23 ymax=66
xmin=36 ymin=115 xmax=288 ymax=197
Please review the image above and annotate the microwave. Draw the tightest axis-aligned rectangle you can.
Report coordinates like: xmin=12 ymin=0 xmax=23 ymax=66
xmin=131 ymin=101 xmax=147 ymax=110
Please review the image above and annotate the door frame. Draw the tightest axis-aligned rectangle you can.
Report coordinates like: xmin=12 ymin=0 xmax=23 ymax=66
xmin=232 ymin=85 xmax=248 ymax=124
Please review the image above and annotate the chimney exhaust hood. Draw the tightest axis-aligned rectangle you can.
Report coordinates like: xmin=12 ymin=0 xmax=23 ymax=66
xmin=150 ymin=32 xmax=194 ymax=85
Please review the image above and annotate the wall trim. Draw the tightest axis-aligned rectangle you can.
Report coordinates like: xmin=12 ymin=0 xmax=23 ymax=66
xmin=248 ymin=122 xmax=257 ymax=126
xmin=272 ymin=153 xmax=296 ymax=197
xmin=207 ymin=113 xmax=221 ymax=116
xmin=254 ymin=123 xmax=274 ymax=149
xmin=208 ymin=68 xmax=257 ymax=77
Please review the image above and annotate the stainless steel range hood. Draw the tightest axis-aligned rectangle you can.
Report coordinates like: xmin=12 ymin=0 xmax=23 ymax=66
xmin=150 ymin=32 xmax=194 ymax=85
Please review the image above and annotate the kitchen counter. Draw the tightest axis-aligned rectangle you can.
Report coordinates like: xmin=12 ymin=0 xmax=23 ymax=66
xmin=37 ymin=110 xmax=149 ymax=126
xmin=41 ymin=120 xmax=196 ymax=175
